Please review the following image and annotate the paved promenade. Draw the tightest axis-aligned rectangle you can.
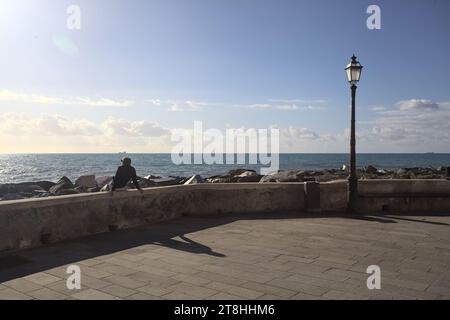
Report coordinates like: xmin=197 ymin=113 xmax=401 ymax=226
xmin=1 ymin=212 xmax=450 ymax=300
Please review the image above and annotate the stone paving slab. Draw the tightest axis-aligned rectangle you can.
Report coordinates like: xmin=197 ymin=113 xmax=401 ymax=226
xmin=1 ymin=212 xmax=450 ymax=300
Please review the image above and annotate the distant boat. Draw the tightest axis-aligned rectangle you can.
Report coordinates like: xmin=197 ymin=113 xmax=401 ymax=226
xmin=118 ymin=151 xmax=127 ymax=154
xmin=425 ymin=152 xmax=435 ymax=154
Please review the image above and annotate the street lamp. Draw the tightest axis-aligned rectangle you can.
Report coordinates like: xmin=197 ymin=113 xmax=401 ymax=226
xmin=345 ymin=55 xmax=363 ymax=212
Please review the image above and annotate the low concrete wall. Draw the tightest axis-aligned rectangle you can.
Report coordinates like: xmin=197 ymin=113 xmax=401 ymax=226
xmin=320 ymin=180 xmax=348 ymax=212
xmin=319 ymin=179 xmax=450 ymax=213
xmin=0 ymin=183 xmax=305 ymax=252
xmin=1 ymin=180 xmax=450 ymax=252
xmin=357 ymin=179 xmax=450 ymax=213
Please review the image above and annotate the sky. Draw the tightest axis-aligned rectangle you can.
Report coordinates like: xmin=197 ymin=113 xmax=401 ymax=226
xmin=0 ymin=0 xmax=449 ymax=153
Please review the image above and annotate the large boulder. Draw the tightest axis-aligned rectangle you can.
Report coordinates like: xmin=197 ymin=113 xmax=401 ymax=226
xmin=144 ymin=175 xmax=162 ymax=180
xmin=100 ymin=184 xmax=111 ymax=192
xmin=364 ymin=165 xmax=378 ymax=174
xmin=0 ymin=181 xmax=53 ymax=196
xmin=151 ymin=176 xmax=184 ymax=186
xmin=126 ymin=177 xmax=156 ymax=189
xmin=34 ymin=181 xmax=56 ymax=191
xmin=1 ymin=193 xmax=24 ymax=201
xmin=184 ymin=175 xmax=204 ymax=185
xmin=227 ymin=169 xmax=256 ymax=177
xmin=57 ymin=189 xmax=79 ymax=196
xmin=259 ymin=170 xmax=305 ymax=183
xmin=49 ymin=176 xmax=75 ymax=195
xmin=75 ymin=175 xmax=97 ymax=189
xmin=206 ymin=169 xmax=260 ymax=183
xmin=206 ymin=175 xmax=229 ymax=183
xmin=232 ymin=171 xmax=263 ymax=182
xmin=96 ymin=176 xmax=113 ymax=188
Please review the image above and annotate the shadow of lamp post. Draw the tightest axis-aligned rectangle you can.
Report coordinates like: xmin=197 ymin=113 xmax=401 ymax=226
xmin=345 ymin=55 xmax=363 ymax=212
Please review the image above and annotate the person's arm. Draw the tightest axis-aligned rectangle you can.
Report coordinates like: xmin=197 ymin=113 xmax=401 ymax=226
xmin=131 ymin=167 xmax=141 ymax=191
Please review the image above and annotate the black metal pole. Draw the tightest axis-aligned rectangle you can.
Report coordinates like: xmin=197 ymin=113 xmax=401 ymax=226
xmin=348 ymin=84 xmax=358 ymax=212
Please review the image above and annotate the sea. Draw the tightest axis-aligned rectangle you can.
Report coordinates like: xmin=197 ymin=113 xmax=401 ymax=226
xmin=0 ymin=153 xmax=449 ymax=184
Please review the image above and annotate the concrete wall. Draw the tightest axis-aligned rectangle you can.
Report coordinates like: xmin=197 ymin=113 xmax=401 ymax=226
xmin=0 ymin=183 xmax=305 ymax=252
xmin=1 ymin=180 xmax=450 ymax=252
xmin=357 ymin=179 xmax=450 ymax=213
xmin=319 ymin=179 xmax=450 ymax=213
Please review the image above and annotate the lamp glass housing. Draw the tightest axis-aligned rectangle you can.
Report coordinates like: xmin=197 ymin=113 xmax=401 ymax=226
xmin=345 ymin=55 xmax=363 ymax=85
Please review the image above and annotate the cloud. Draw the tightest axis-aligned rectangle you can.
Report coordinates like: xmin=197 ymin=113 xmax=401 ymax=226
xmin=278 ymin=126 xmax=319 ymax=140
xmin=0 ymin=89 xmax=133 ymax=107
xmin=371 ymin=106 xmax=386 ymax=112
xmin=357 ymin=99 xmax=450 ymax=151
xmin=268 ymin=99 xmax=328 ymax=104
xmin=396 ymin=99 xmax=439 ymax=111
xmin=102 ymin=118 xmax=170 ymax=137
xmin=0 ymin=113 xmax=169 ymax=138
xmin=147 ymin=98 xmax=326 ymax=112
xmin=147 ymin=99 xmax=213 ymax=112
xmin=0 ymin=113 xmax=100 ymax=136
xmin=238 ymin=100 xmax=325 ymax=111
xmin=76 ymin=98 xmax=133 ymax=107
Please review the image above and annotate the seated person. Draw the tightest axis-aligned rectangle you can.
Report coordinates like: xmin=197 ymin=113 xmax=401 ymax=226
xmin=110 ymin=157 xmax=143 ymax=194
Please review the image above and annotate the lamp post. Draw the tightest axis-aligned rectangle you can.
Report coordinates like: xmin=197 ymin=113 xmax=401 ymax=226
xmin=345 ymin=55 xmax=363 ymax=212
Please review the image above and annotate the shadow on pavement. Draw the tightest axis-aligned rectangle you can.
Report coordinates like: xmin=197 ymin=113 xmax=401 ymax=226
xmin=0 ymin=211 xmax=449 ymax=283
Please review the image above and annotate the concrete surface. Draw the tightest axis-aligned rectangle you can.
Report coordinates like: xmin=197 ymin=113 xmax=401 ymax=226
xmin=1 ymin=211 xmax=449 ymax=300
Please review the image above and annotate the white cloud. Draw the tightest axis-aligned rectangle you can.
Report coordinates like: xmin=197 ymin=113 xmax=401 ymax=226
xmin=0 ymin=113 xmax=169 ymax=137
xmin=396 ymin=99 xmax=439 ymax=111
xmin=371 ymin=106 xmax=386 ymax=112
xmin=239 ymin=100 xmax=324 ymax=111
xmin=356 ymin=99 xmax=450 ymax=151
xmin=0 ymin=89 xmax=133 ymax=107
xmin=163 ymin=100 xmax=211 ymax=112
xmin=0 ymin=113 xmax=173 ymax=153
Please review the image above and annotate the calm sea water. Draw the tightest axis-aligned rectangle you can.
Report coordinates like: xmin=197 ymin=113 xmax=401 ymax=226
xmin=0 ymin=153 xmax=449 ymax=184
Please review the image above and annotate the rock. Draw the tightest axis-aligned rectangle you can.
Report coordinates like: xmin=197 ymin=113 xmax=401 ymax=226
xmin=152 ymin=177 xmax=183 ymax=186
xmin=49 ymin=176 xmax=75 ymax=195
xmin=100 ymin=184 xmax=110 ymax=192
xmin=259 ymin=170 xmax=305 ymax=183
xmin=145 ymin=175 xmax=162 ymax=180
xmin=20 ymin=184 xmax=45 ymax=194
xmin=132 ymin=177 xmax=156 ymax=188
xmin=75 ymin=175 xmax=97 ymax=189
xmin=231 ymin=171 xmax=263 ymax=182
xmin=125 ymin=177 xmax=156 ymax=189
xmin=184 ymin=175 xmax=204 ymax=185
xmin=206 ymin=176 xmax=229 ymax=183
xmin=35 ymin=191 xmax=51 ymax=198
xmin=1 ymin=193 xmax=24 ymax=201
xmin=365 ymin=165 xmax=378 ymax=174
xmin=87 ymin=186 xmax=100 ymax=193
xmin=57 ymin=189 xmax=79 ymax=196
xmin=0 ymin=181 xmax=52 ymax=196
xmin=235 ymin=171 xmax=257 ymax=177
xmin=74 ymin=186 xmax=86 ymax=193
xmin=95 ymin=176 xmax=113 ymax=188
xmin=35 ymin=181 xmax=56 ymax=191
xmin=227 ymin=169 xmax=256 ymax=177
xmin=235 ymin=175 xmax=263 ymax=183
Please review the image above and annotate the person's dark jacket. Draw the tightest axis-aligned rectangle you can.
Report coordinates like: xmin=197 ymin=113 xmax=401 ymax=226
xmin=111 ymin=165 xmax=141 ymax=191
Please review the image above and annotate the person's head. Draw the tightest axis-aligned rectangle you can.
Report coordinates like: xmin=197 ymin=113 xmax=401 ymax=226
xmin=121 ymin=157 xmax=132 ymax=166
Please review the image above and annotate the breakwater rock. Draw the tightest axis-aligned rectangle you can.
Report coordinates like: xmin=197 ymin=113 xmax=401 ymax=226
xmin=1 ymin=165 xmax=449 ymax=201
